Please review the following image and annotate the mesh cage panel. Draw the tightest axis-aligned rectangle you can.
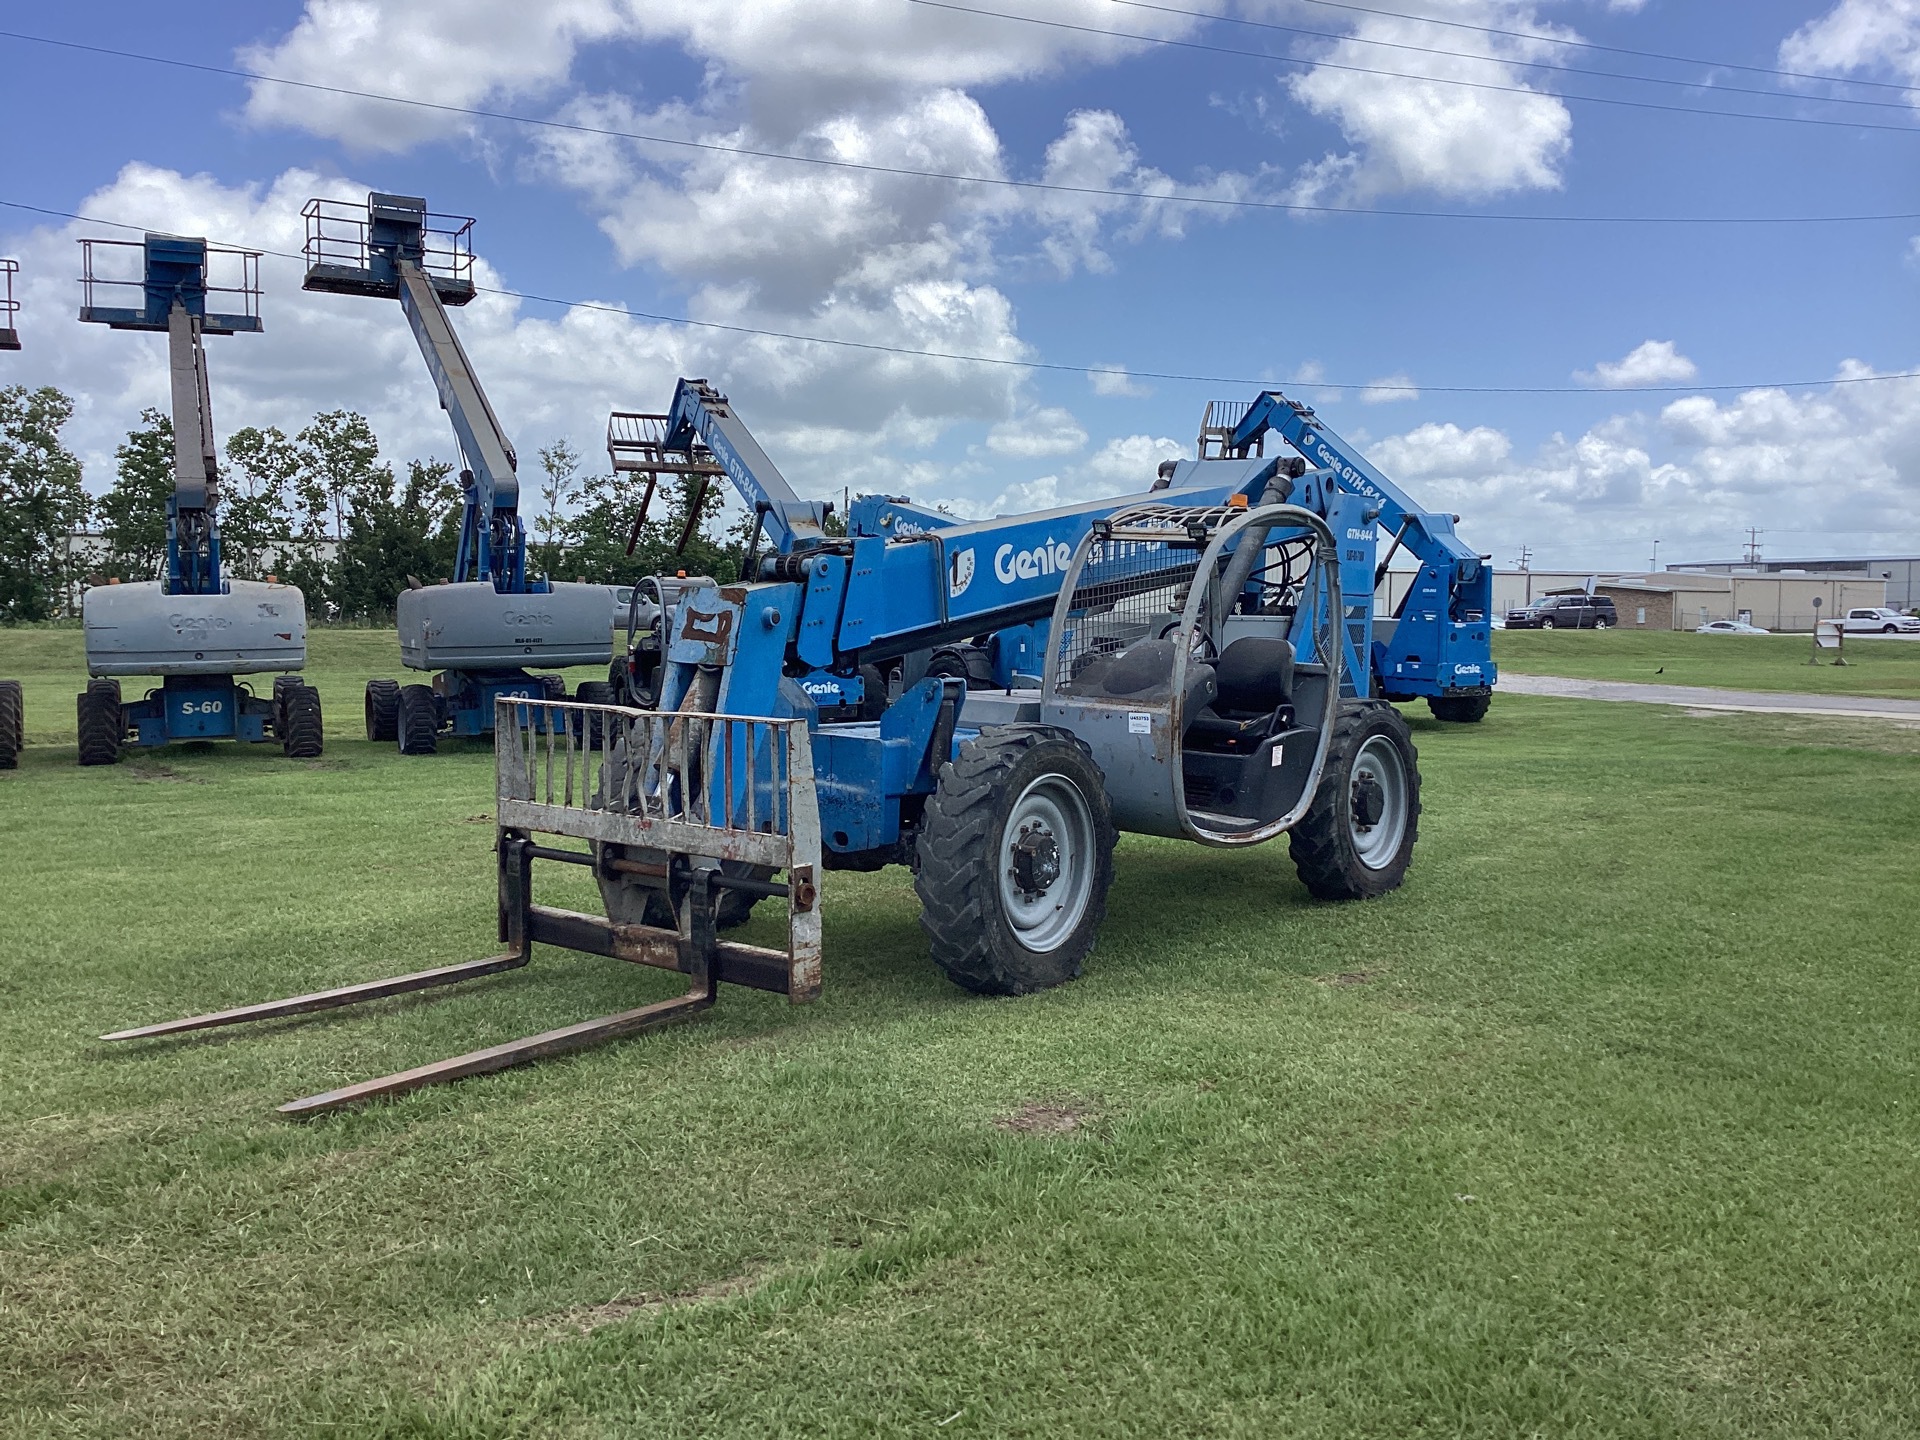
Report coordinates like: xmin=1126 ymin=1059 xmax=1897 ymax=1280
xmin=1052 ymin=505 xmax=1235 ymax=692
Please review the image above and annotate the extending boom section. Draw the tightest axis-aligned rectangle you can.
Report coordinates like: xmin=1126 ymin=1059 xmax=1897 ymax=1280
xmin=1201 ymin=392 xmax=1497 ymax=721
xmin=661 ymin=379 xmax=832 ymax=554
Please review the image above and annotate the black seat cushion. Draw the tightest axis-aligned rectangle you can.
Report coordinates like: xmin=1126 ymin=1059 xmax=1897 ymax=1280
xmin=1212 ymin=636 xmax=1294 ymax=716
xmin=1098 ymin=638 xmax=1176 ymax=695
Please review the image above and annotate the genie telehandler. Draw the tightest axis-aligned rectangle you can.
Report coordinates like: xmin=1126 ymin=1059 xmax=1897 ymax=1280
xmin=302 ymin=193 xmax=613 ymax=753
xmin=74 ymin=235 xmax=319 ymax=765
xmin=110 ymin=379 xmax=1439 ymax=1115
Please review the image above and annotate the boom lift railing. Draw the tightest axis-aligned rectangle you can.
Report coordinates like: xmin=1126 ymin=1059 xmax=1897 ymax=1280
xmin=104 ymin=697 xmax=822 ymax=1117
xmin=0 ymin=258 xmax=20 ymax=351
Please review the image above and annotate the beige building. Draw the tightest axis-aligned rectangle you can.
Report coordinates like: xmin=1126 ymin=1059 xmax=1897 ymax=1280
xmin=1376 ymin=567 xmax=1887 ymax=632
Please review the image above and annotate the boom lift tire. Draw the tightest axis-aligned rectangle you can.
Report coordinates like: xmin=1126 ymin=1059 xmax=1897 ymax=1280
xmin=927 ymin=645 xmax=995 ymax=691
xmin=77 ymin=678 xmax=124 ymax=767
xmin=538 ymin=674 xmax=568 ymax=702
xmin=571 ymin=678 xmax=616 ymax=749
xmin=0 ymin=679 xmax=22 ymax=769
xmin=365 ymin=678 xmax=400 ymax=742
xmin=914 ymin=724 xmax=1116 ymax=996
xmin=396 ymin=684 xmax=439 ymax=756
xmin=1289 ymin=701 xmax=1420 ymax=901
xmin=281 ymin=683 xmax=325 ymax=759
xmin=1427 ymin=692 xmax=1491 ymax=724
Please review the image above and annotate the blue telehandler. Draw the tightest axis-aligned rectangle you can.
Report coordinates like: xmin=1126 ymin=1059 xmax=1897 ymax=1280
xmin=302 ymin=193 xmax=614 ymax=753
xmin=110 ymin=379 xmax=1431 ymax=1116
xmin=74 ymin=235 xmax=321 ymax=765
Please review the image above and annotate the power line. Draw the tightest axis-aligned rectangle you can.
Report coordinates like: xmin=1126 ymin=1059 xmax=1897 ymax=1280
xmin=0 ymin=28 xmax=1916 ymax=228
xmin=5 ymin=197 xmax=1917 ymax=398
xmin=1113 ymin=0 xmax=1917 ymax=94
xmin=914 ymin=1 xmax=1920 ymax=134
xmin=1088 ymin=1 xmax=1920 ymax=111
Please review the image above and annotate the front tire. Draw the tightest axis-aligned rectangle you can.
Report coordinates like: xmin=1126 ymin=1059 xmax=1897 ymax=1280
xmin=914 ymin=724 xmax=1116 ymax=996
xmin=1427 ymin=692 xmax=1491 ymax=724
xmin=77 ymin=678 xmax=123 ymax=767
xmin=1542 ymin=617 xmax=1557 ymax=630
xmin=1290 ymin=702 xmax=1420 ymax=901
xmin=0 ymin=679 xmax=21 ymax=769
xmin=281 ymin=683 xmax=324 ymax=759
xmin=571 ymin=678 xmax=616 ymax=749
xmin=396 ymin=684 xmax=439 ymax=756
xmin=365 ymin=678 xmax=400 ymax=742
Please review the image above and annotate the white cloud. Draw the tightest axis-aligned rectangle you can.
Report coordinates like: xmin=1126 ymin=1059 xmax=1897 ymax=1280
xmin=961 ymin=432 xmax=1184 ymax=518
xmin=1367 ymin=364 xmax=1920 ymax=565
xmin=1089 ymin=365 xmax=1149 ymax=398
xmin=1360 ymin=373 xmax=1420 ymax=403
xmin=1577 ymin=339 xmax=1698 ymax=388
xmin=1780 ymin=0 xmax=1920 ymax=90
xmin=985 ymin=407 xmax=1089 ymax=458
xmin=1284 ymin=2 xmax=1575 ymax=202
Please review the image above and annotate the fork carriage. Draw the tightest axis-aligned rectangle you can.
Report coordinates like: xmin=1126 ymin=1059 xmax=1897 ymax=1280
xmin=104 ymin=698 xmax=822 ymax=1117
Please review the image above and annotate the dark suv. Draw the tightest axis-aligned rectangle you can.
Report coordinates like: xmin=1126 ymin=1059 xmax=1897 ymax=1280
xmin=1505 ymin=594 xmax=1617 ymax=629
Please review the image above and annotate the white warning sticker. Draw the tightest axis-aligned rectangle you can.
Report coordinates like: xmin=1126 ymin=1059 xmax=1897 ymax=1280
xmin=1270 ymin=744 xmax=1285 ymax=768
xmin=1128 ymin=712 xmax=1151 ymax=735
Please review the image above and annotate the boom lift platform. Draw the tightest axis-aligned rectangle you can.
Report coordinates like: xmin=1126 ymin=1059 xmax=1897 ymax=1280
xmin=1 ymin=258 xmax=21 ymax=768
xmin=110 ymin=382 xmax=1425 ymax=1115
xmin=303 ymin=193 xmax=614 ymax=753
xmin=74 ymin=235 xmax=321 ymax=765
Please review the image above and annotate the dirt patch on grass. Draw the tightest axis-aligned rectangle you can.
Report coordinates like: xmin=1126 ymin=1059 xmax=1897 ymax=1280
xmin=462 ymin=812 xmax=494 ymax=824
xmin=126 ymin=763 xmax=201 ymax=783
xmin=1315 ymin=968 xmax=1380 ymax=987
xmin=544 ymin=1272 xmax=764 ymax=1335
xmin=996 ymin=1100 xmax=1096 ymax=1137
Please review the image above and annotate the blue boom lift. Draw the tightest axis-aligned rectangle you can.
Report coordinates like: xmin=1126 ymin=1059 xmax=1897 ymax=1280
xmin=302 ymin=193 xmax=614 ymax=753
xmin=74 ymin=235 xmax=321 ymax=765
xmin=0 ymin=257 xmax=22 ymax=769
xmin=1199 ymin=393 xmax=1497 ymax=721
xmin=111 ymin=379 xmax=1432 ymax=1115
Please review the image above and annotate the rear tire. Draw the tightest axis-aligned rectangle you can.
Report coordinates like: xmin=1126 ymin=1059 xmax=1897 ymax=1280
xmin=1542 ymin=617 xmax=1557 ymax=630
xmin=1427 ymin=692 xmax=1491 ymax=724
xmin=571 ymin=678 xmax=616 ymax=749
xmin=927 ymin=645 xmax=995 ymax=691
xmin=281 ymin=683 xmax=324 ymax=759
xmin=1290 ymin=702 xmax=1420 ymax=901
xmin=77 ymin=678 xmax=123 ymax=767
xmin=397 ymin=684 xmax=439 ymax=756
xmin=0 ymin=679 xmax=22 ymax=769
xmin=914 ymin=724 xmax=1116 ymax=996
xmin=538 ymin=673 xmax=568 ymax=702
xmin=365 ymin=678 xmax=400 ymax=742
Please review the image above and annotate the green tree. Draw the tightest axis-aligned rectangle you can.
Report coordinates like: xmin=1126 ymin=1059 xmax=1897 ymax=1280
xmin=330 ymin=458 xmax=459 ymax=621
xmin=97 ymin=409 xmax=173 ymax=583
xmin=0 ymin=384 xmax=91 ymax=620
xmin=222 ymin=425 xmax=299 ymax=581
xmin=297 ymin=410 xmax=387 ymax=544
xmin=534 ymin=439 xmax=582 ymax=580
xmin=561 ymin=470 xmax=740 ymax=587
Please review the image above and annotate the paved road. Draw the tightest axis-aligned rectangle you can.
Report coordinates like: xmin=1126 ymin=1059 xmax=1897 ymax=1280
xmin=1500 ymin=673 xmax=1920 ymax=722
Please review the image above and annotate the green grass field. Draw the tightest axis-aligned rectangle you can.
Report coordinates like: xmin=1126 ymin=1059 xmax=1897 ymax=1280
xmin=4 ymin=628 xmax=1919 ymax=1437
xmin=1495 ymin=627 xmax=1920 ymax=699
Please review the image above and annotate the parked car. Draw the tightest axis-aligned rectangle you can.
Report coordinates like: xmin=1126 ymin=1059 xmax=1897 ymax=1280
xmin=1504 ymin=594 xmax=1618 ymax=630
xmin=1841 ymin=607 xmax=1920 ymax=635
xmin=1697 ymin=619 xmax=1770 ymax=635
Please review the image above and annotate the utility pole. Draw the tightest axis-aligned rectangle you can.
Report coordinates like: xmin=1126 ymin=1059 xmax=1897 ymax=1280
xmin=1743 ymin=527 xmax=1763 ymax=565
xmin=1515 ymin=544 xmax=1531 ymax=572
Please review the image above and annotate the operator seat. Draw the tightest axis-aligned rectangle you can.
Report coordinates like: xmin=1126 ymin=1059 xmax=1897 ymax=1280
xmin=1182 ymin=636 xmax=1294 ymax=752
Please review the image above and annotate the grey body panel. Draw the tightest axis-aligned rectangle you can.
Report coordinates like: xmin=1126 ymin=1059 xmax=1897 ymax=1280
xmin=958 ymin=688 xmax=1042 ymax=727
xmin=399 ymin=581 xmax=613 ymax=671
xmin=84 ymin=579 xmax=307 ymax=676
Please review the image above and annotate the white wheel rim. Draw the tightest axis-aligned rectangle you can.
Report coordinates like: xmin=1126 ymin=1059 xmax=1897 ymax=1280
xmin=1349 ymin=735 xmax=1410 ymax=870
xmin=998 ymin=774 xmax=1097 ymax=953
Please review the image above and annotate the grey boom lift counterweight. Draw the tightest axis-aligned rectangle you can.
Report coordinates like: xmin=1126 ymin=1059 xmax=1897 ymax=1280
xmin=73 ymin=235 xmax=320 ymax=764
xmin=302 ymin=193 xmax=613 ymax=751
xmin=1 ymin=257 xmax=23 ymax=769
xmin=110 ymin=381 xmax=1429 ymax=1116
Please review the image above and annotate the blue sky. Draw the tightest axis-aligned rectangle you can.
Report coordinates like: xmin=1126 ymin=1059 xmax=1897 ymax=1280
xmin=2 ymin=0 xmax=1915 ymax=570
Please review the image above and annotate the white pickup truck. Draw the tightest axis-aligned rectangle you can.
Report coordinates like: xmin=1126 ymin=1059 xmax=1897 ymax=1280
xmin=1841 ymin=607 xmax=1920 ymax=634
